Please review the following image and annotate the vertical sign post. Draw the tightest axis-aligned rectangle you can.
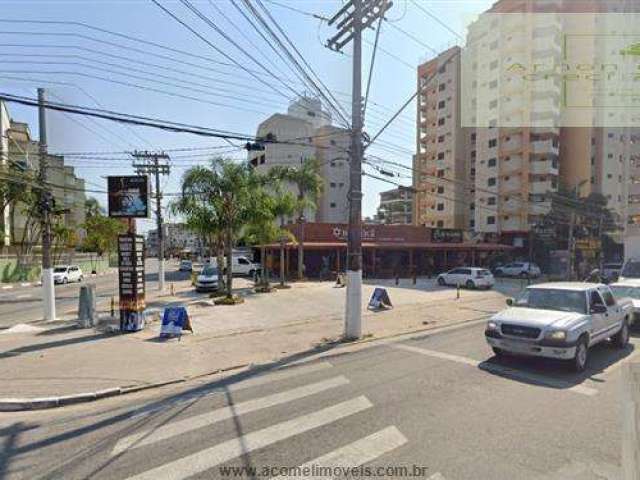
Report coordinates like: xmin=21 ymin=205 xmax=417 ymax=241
xmin=117 ymin=233 xmax=146 ymax=332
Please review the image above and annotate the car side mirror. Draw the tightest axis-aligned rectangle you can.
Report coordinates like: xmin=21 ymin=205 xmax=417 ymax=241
xmin=506 ymin=298 xmax=514 ymax=306
xmin=590 ymin=304 xmax=607 ymax=314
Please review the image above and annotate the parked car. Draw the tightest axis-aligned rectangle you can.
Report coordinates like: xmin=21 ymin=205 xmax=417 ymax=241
xmin=609 ymin=280 xmax=640 ymax=327
xmin=494 ymin=262 xmax=541 ymax=278
xmin=437 ymin=267 xmax=495 ymax=289
xmin=618 ymin=257 xmax=640 ymax=282
xmin=52 ymin=265 xmax=83 ymax=284
xmin=602 ymin=263 xmax=622 ymax=283
xmin=485 ymin=282 xmax=632 ymax=371
xmin=195 ymin=265 xmax=220 ymax=293
xmin=179 ymin=260 xmax=193 ymax=272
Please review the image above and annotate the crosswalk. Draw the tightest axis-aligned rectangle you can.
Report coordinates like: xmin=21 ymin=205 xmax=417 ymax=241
xmin=111 ymin=361 xmax=432 ymax=480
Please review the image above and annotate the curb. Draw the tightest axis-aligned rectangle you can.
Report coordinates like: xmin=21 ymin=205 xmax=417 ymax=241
xmin=0 ymin=315 xmax=492 ymax=412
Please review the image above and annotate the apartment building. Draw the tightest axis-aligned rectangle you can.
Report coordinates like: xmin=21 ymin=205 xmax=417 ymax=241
xmin=411 ymin=0 xmax=640 ymax=247
xmin=376 ymin=187 xmax=413 ymax=225
xmin=0 ymin=101 xmax=10 ymax=247
xmin=3 ymin=117 xmax=86 ymax=246
xmin=413 ymin=46 xmax=471 ymax=230
xmin=249 ymin=96 xmax=350 ymax=223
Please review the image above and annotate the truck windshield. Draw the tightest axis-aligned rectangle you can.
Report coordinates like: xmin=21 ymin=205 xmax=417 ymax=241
xmin=621 ymin=260 xmax=640 ymax=278
xmin=610 ymin=285 xmax=640 ymax=300
xmin=514 ymin=288 xmax=587 ymax=314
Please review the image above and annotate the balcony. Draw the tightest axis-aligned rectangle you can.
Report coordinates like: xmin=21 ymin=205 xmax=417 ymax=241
xmin=501 ymin=177 xmax=522 ymax=194
xmin=501 ymin=216 xmax=527 ymax=232
xmin=530 ymin=159 xmax=559 ymax=175
xmin=500 ymin=138 xmax=523 ymax=155
xmin=530 ymin=179 xmax=555 ymax=195
xmin=500 ymin=156 xmax=523 ymax=175
xmin=531 ymin=139 xmax=559 ymax=156
xmin=502 ymin=198 xmax=525 ymax=214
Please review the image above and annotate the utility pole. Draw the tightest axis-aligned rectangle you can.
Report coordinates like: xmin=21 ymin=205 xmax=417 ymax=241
xmin=132 ymin=151 xmax=170 ymax=292
xmin=327 ymin=0 xmax=392 ymax=340
xmin=568 ymin=211 xmax=575 ymax=281
xmin=38 ymin=88 xmax=55 ymax=321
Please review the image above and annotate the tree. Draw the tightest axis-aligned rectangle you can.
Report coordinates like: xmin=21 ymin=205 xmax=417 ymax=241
xmin=170 ymin=194 xmax=226 ymax=288
xmin=81 ymin=214 xmax=126 ymax=271
xmin=269 ymin=159 xmax=323 ymax=280
xmin=180 ymin=158 xmax=267 ymax=300
xmin=85 ymin=197 xmax=105 ymax=218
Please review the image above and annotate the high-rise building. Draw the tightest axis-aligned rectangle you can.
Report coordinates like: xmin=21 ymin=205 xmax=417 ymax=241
xmin=249 ymin=96 xmax=350 ymax=223
xmin=412 ymin=0 xmax=640 ymax=247
xmin=413 ymin=46 xmax=471 ymax=230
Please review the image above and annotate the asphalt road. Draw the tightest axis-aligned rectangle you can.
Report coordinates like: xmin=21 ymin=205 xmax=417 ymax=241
xmin=1 ymin=321 xmax=638 ymax=480
xmin=0 ymin=259 xmax=193 ymax=328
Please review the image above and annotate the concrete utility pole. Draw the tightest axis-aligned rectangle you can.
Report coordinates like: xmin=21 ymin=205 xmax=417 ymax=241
xmin=38 ymin=88 xmax=55 ymax=321
xmin=132 ymin=151 xmax=170 ymax=292
xmin=327 ymin=0 xmax=392 ymax=340
xmin=622 ymin=363 xmax=640 ymax=480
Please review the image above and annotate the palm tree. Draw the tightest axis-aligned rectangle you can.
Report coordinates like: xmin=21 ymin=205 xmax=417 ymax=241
xmin=84 ymin=197 xmax=105 ymax=218
xmin=269 ymin=159 xmax=323 ymax=280
xmin=179 ymin=158 xmax=266 ymax=299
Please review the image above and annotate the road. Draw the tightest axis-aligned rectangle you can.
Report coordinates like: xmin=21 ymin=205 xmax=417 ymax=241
xmin=0 ymin=259 xmax=192 ymax=328
xmin=1 ymin=321 xmax=638 ymax=480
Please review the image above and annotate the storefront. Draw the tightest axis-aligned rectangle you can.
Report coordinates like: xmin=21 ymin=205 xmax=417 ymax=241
xmin=260 ymin=223 xmax=515 ymax=279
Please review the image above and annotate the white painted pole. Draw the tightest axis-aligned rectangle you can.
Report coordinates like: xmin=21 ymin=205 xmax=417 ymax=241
xmin=622 ymin=362 xmax=640 ymax=480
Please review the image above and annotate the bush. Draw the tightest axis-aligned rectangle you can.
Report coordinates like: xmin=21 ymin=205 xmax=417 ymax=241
xmin=254 ymin=285 xmax=276 ymax=294
xmin=214 ymin=295 xmax=245 ymax=305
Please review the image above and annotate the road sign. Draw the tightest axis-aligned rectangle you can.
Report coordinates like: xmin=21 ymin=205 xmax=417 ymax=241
xmin=160 ymin=306 xmax=192 ymax=338
xmin=368 ymin=287 xmax=392 ymax=310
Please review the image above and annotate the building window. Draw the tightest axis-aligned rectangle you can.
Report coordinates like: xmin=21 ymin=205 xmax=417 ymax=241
xmin=437 ymin=186 xmax=444 ymax=194
xmin=471 ymin=133 xmax=476 ymax=142
xmin=470 ymin=219 xmax=475 ymax=228
xmin=608 ymin=173 xmax=613 ymax=179
xmin=490 ymin=60 xmax=499 ymax=70
xmin=608 ymin=132 xmax=614 ymax=138
xmin=438 ymin=100 xmax=445 ymax=109
xmin=489 ymin=100 xmax=498 ymax=109
xmin=438 ymin=83 xmax=445 ymax=91
xmin=330 ymin=139 xmax=336 ymax=145
xmin=437 ymin=220 xmax=444 ymax=227
xmin=438 ymin=65 xmax=446 ymax=74
xmin=437 ymin=152 xmax=445 ymax=160
xmin=488 ymin=139 xmax=497 ymax=148
xmin=438 ymin=135 xmax=445 ymax=143
xmin=437 ymin=203 xmax=444 ymax=211
xmin=487 ymin=216 xmax=496 ymax=225
xmin=330 ymin=182 xmax=336 ymax=187
xmin=489 ymin=80 xmax=498 ymax=89
xmin=488 ymin=177 xmax=496 ymax=187
xmin=330 ymin=202 xmax=336 ymax=208
xmin=437 ymin=169 xmax=445 ymax=178
xmin=471 ymin=150 xmax=476 ymax=158
xmin=488 ymin=158 xmax=497 ymax=167
xmin=488 ymin=197 xmax=496 ymax=205
xmin=438 ymin=118 xmax=445 ymax=126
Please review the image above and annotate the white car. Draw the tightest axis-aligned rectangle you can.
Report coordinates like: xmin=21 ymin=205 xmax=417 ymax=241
xmin=195 ymin=265 xmax=220 ymax=293
xmin=52 ymin=265 xmax=83 ymax=284
xmin=485 ymin=282 xmax=632 ymax=371
xmin=179 ymin=260 xmax=193 ymax=272
xmin=437 ymin=267 xmax=495 ymax=289
xmin=610 ymin=281 xmax=640 ymax=327
xmin=494 ymin=262 xmax=541 ymax=278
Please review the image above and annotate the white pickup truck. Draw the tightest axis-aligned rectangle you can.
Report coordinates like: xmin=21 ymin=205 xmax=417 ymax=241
xmin=485 ymin=282 xmax=632 ymax=371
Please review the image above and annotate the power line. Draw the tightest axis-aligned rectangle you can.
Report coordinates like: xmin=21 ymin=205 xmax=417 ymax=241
xmin=150 ymin=0 xmax=294 ymax=100
xmin=409 ymin=0 xmax=464 ymax=41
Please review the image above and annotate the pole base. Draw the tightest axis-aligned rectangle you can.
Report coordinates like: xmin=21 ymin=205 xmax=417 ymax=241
xmin=345 ymin=269 xmax=362 ymax=340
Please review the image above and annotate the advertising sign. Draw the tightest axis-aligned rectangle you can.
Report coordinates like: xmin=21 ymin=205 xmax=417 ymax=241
xmin=160 ymin=306 xmax=193 ymax=338
xmin=368 ymin=287 xmax=392 ymax=310
xmin=108 ymin=176 xmax=149 ymax=218
xmin=118 ymin=234 xmax=146 ymax=332
xmin=431 ymin=229 xmax=463 ymax=244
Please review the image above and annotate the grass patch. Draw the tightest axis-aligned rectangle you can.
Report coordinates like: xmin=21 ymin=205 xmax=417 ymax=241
xmin=214 ymin=295 xmax=245 ymax=305
xmin=273 ymin=284 xmax=292 ymax=290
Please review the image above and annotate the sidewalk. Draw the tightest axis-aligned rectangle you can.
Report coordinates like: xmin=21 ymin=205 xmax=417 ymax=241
xmin=0 ymin=278 xmax=516 ymax=409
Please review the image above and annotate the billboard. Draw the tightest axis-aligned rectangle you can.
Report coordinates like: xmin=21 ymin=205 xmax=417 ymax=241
xmin=108 ymin=176 xmax=149 ymax=218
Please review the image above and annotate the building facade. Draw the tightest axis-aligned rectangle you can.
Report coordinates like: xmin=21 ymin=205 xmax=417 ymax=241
xmin=377 ymin=187 xmax=413 ymax=225
xmin=249 ymin=97 xmax=350 ymax=224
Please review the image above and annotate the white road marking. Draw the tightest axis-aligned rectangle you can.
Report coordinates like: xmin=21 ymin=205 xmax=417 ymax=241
xmin=128 ymin=361 xmax=333 ymax=419
xmin=428 ymin=474 xmax=446 ymax=480
xmin=15 ymin=294 xmax=31 ymax=299
xmin=392 ymin=344 xmax=598 ymax=396
xmin=125 ymin=396 xmax=373 ymax=480
xmin=113 ymin=376 xmax=350 ymax=455
xmin=1 ymin=285 xmax=13 ymax=290
xmin=269 ymin=426 xmax=407 ymax=480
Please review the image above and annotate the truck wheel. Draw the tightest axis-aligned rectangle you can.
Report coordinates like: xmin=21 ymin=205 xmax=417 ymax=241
xmin=571 ymin=338 xmax=589 ymax=372
xmin=612 ymin=319 xmax=630 ymax=349
xmin=437 ymin=277 xmax=445 ymax=286
xmin=465 ymin=280 xmax=475 ymax=289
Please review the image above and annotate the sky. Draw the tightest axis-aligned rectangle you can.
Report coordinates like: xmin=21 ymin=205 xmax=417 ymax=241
xmin=1 ymin=0 xmax=494 ymax=232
